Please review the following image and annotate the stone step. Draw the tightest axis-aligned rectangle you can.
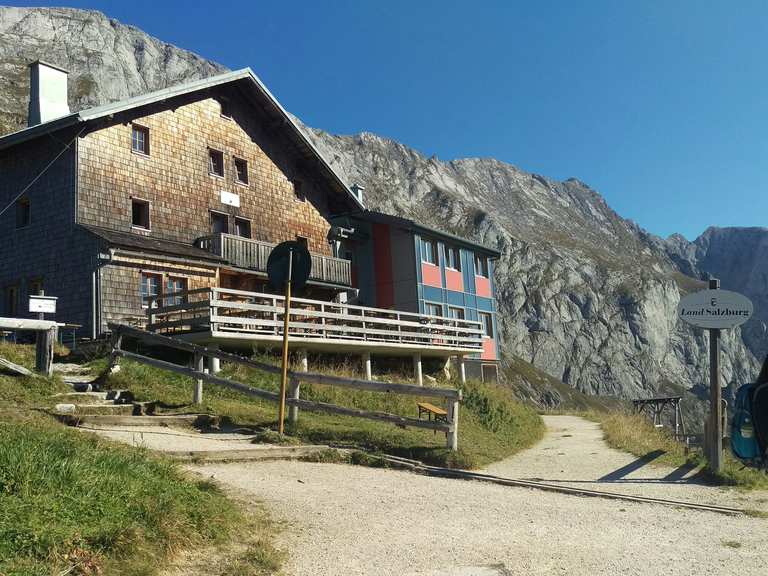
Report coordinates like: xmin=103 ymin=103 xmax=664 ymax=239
xmin=53 ymin=403 xmax=137 ymax=416
xmin=165 ymin=444 xmax=335 ymax=463
xmin=56 ymin=413 xmax=215 ymax=428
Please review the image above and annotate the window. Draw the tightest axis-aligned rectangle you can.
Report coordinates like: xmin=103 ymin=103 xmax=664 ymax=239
xmin=131 ymin=198 xmax=150 ymax=230
xmin=293 ymin=180 xmax=306 ymax=202
xmin=166 ymin=277 xmax=188 ymax=306
xmin=219 ymin=98 xmax=232 ymax=119
xmin=296 ymin=236 xmax=308 ymax=248
xmin=475 ymin=254 xmax=489 ymax=277
xmin=28 ymin=278 xmax=43 ymax=297
xmin=140 ymin=273 xmax=161 ymax=308
xmin=479 ymin=312 xmax=494 ymax=338
xmin=131 ymin=124 xmax=149 ymax=155
xmin=425 ymin=302 xmax=442 ymax=317
xmin=448 ymin=306 xmax=465 ymax=320
xmin=5 ymin=285 xmax=19 ymax=316
xmin=234 ymin=157 xmax=248 ymax=184
xmin=445 ymin=245 xmax=461 ymax=270
xmin=210 ymin=211 xmax=229 ymax=234
xmin=208 ymin=148 xmax=225 ymax=177
xmin=421 ymin=238 xmax=438 ymax=265
xmin=234 ymin=217 xmax=251 ymax=239
xmin=15 ymin=197 xmax=31 ymax=229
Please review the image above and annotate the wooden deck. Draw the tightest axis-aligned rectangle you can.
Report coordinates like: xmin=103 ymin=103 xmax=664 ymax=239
xmin=145 ymin=288 xmax=483 ymax=357
xmin=195 ymin=233 xmax=352 ymax=286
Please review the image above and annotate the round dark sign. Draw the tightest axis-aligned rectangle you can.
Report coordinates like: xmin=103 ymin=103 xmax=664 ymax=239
xmin=267 ymin=241 xmax=312 ymax=290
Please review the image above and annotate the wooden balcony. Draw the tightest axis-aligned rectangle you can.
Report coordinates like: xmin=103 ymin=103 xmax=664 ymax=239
xmin=196 ymin=233 xmax=352 ymax=287
xmin=144 ymin=288 xmax=484 ymax=358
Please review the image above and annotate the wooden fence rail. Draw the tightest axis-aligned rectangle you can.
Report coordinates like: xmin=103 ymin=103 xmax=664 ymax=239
xmin=108 ymin=323 xmax=461 ymax=449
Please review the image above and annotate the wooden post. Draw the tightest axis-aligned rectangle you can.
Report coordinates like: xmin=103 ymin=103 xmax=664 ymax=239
xmin=446 ymin=398 xmax=459 ymax=451
xmin=193 ymin=351 xmax=204 ymax=404
xmin=278 ymin=249 xmax=293 ymax=435
xmin=362 ymin=352 xmax=372 ymax=380
xmin=413 ymin=353 xmax=423 ymax=386
xmin=107 ymin=330 xmax=123 ymax=374
xmin=708 ymin=278 xmax=723 ymax=473
xmin=288 ymin=376 xmax=300 ymax=424
xmin=35 ymin=326 xmax=56 ymax=377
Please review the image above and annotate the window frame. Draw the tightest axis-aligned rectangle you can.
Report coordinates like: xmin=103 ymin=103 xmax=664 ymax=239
xmin=479 ymin=312 xmax=494 ymax=339
xmin=131 ymin=124 xmax=150 ymax=156
xmin=475 ymin=254 xmax=490 ymax=278
xmin=208 ymin=148 xmax=225 ymax=178
xmin=5 ymin=284 xmax=19 ymax=317
xmin=131 ymin=197 xmax=151 ymax=231
xmin=219 ymin=98 xmax=233 ymax=119
xmin=165 ymin=276 xmax=188 ymax=307
xmin=140 ymin=272 xmax=162 ymax=309
xmin=233 ymin=156 xmax=249 ymax=185
xmin=28 ymin=278 xmax=44 ymax=297
xmin=448 ymin=306 xmax=465 ymax=320
xmin=444 ymin=245 xmax=462 ymax=271
xmin=234 ymin=216 xmax=252 ymax=239
xmin=15 ymin=196 xmax=31 ymax=229
xmin=293 ymin=180 xmax=306 ymax=203
xmin=424 ymin=301 xmax=443 ymax=317
xmin=210 ymin=210 xmax=230 ymax=235
xmin=421 ymin=238 xmax=438 ymax=265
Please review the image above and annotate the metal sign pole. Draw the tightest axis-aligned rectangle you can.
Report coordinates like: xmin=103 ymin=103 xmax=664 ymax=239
xmin=278 ymin=249 xmax=293 ymax=435
xmin=708 ymin=278 xmax=723 ymax=473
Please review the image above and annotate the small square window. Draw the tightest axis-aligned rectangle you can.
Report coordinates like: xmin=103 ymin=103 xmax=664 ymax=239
xmin=140 ymin=273 xmax=161 ymax=308
xmin=293 ymin=180 xmax=306 ymax=202
xmin=421 ymin=238 xmax=438 ymax=265
xmin=166 ymin=277 xmax=188 ymax=306
xmin=448 ymin=306 xmax=465 ymax=320
xmin=219 ymin=99 xmax=232 ymax=119
xmin=209 ymin=149 xmax=224 ymax=177
xmin=445 ymin=245 xmax=461 ymax=271
xmin=211 ymin=211 xmax=229 ymax=234
xmin=479 ymin=312 xmax=494 ymax=338
xmin=5 ymin=285 xmax=19 ymax=316
xmin=475 ymin=254 xmax=489 ymax=277
xmin=131 ymin=198 xmax=150 ymax=230
xmin=15 ymin=197 xmax=31 ymax=229
xmin=234 ymin=157 xmax=248 ymax=184
xmin=28 ymin=278 xmax=44 ymax=297
xmin=235 ymin=217 xmax=251 ymax=239
xmin=131 ymin=125 xmax=149 ymax=155
xmin=425 ymin=302 xmax=442 ymax=317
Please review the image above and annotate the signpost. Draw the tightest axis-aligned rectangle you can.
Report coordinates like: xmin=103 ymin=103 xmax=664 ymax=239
xmin=677 ymin=279 xmax=753 ymax=472
xmin=267 ymin=241 xmax=311 ymax=435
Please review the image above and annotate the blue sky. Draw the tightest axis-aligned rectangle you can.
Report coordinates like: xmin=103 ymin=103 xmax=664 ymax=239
xmin=15 ymin=0 xmax=768 ymax=239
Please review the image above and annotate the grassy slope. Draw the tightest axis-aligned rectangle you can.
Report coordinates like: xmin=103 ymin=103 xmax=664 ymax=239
xmin=588 ymin=411 xmax=768 ymax=490
xmin=98 ymin=351 xmax=544 ymax=470
xmin=0 ymin=342 xmax=281 ymax=576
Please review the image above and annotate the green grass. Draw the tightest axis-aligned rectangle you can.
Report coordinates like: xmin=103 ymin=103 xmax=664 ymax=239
xmin=0 ymin=342 xmax=281 ymax=575
xmin=587 ymin=411 xmax=768 ymax=490
xmin=98 ymin=350 xmax=544 ymax=469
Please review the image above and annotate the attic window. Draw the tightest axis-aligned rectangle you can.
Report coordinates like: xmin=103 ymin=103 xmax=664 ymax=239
xmin=15 ymin=196 xmax=31 ymax=229
xmin=234 ymin=157 xmax=248 ymax=184
xmin=131 ymin=124 xmax=149 ymax=155
xmin=220 ymin=99 xmax=232 ymax=119
xmin=208 ymin=148 xmax=225 ymax=177
xmin=293 ymin=180 xmax=306 ymax=202
xmin=131 ymin=198 xmax=150 ymax=230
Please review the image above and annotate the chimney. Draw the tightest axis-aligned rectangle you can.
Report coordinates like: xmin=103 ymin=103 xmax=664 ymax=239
xmin=350 ymin=183 xmax=365 ymax=205
xmin=27 ymin=60 xmax=70 ymax=127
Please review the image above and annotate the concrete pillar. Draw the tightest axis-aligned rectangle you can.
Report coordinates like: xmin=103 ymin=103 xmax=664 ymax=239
xmin=193 ymin=352 xmax=204 ymax=405
xmin=298 ymin=348 xmax=309 ymax=372
xmin=458 ymin=355 xmax=466 ymax=385
xmin=288 ymin=377 xmax=300 ymax=424
xmin=362 ymin=352 xmax=372 ymax=380
xmin=447 ymin=398 xmax=459 ymax=451
xmin=209 ymin=343 xmax=221 ymax=374
xmin=413 ymin=353 xmax=423 ymax=386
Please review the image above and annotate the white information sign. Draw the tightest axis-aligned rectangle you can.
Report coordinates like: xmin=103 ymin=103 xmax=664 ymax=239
xmin=677 ymin=289 xmax=752 ymax=329
xmin=29 ymin=295 xmax=57 ymax=314
xmin=220 ymin=190 xmax=240 ymax=207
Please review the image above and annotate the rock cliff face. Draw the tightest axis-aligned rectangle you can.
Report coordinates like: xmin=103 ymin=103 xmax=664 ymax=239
xmin=0 ymin=6 xmax=760 ymax=409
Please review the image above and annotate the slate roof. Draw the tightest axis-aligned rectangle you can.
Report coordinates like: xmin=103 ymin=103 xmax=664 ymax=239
xmin=81 ymin=225 xmax=224 ymax=263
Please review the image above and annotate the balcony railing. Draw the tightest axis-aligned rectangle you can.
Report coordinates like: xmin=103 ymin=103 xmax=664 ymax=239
xmin=144 ymin=287 xmax=483 ymax=355
xmin=196 ymin=233 xmax=352 ymax=287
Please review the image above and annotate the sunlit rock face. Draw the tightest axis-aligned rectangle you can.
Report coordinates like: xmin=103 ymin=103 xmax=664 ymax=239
xmin=0 ymin=6 xmax=760 ymax=411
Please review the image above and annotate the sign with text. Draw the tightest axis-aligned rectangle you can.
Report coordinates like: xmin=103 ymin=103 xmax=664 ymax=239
xmin=677 ymin=289 xmax=752 ymax=329
xmin=29 ymin=295 xmax=57 ymax=314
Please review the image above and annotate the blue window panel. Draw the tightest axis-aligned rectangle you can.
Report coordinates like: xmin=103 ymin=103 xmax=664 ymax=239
xmin=476 ymin=297 xmax=494 ymax=312
xmin=464 ymin=294 xmax=477 ymax=309
xmin=462 ymin=249 xmax=475 ymax=294
xmin=446 ymin=290 xmax=465 ymax=306
xmin=422 ymin=285 xmax=443 ymax=303
xmin=466 ymin=308 xmax=479 ymax=322
xmin=414 ymin=235 xmax=423 ymax=283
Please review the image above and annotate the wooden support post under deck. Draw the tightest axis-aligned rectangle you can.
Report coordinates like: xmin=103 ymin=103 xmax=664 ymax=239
xmin=457 ymin=355 xmax=466 ymax=385
xmin=362 ymin=352 xmax=372 ymax=381
xmin=413 ymin=353 xmax=423 ymax=386
xmin=193 ymin=352 xmax=204 ymax=405
xmin=35 ymin=326 xmax=56 ymax=377
xmin=209 ymin=343 xmax=221 ymax=374
xmin=447 ymin=398 xmax=459 ymax=451
xmin=288 ymin=376 xmax=300 ymax=424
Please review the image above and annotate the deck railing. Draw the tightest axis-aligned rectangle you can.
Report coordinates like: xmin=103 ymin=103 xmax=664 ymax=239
xmin=145 ymin=287 xmax=483 ymax=352
xmin=195 ymin=233 xmax=352 ymax=286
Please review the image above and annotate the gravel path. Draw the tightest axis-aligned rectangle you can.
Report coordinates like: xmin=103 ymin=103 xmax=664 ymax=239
xmin=187 ymin=415 xmax=768 ymax=575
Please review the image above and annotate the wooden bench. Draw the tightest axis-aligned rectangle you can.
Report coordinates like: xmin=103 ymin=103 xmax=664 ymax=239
xmin=417 ymin=402 xmax=448 ymax=435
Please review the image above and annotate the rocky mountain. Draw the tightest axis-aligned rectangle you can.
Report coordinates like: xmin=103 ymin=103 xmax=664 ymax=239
xmin=0 ymin=6 xmax=761 ymax=415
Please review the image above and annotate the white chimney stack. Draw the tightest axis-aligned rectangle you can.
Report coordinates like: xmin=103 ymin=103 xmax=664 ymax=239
xmin=28 ymin=60 xmax=70 ymax=127
xmin=350 ymin=183 xmax=365 ymax=205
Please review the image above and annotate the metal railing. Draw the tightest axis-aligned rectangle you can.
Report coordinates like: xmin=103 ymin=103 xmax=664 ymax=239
xmin=144 ymin=287 xmax=483 ymax=353
xmin=195 ymin=233 xmax=352 ymax=286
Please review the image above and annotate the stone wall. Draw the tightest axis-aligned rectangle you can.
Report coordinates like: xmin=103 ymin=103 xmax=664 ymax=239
xmin=77 ymin=91 xmax=335 ymax=255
